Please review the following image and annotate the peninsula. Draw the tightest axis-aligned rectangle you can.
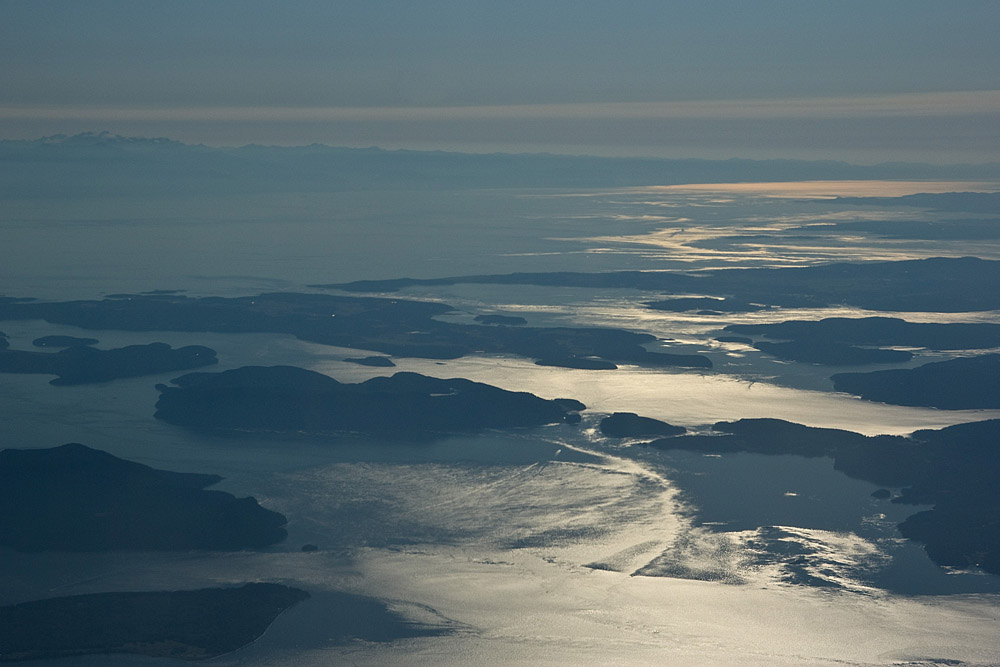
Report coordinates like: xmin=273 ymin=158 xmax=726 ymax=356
xmin=725 ymin=316 xmax=1000 ymax=350
xmin=324 ymin=257 xmax=1000 ymax=313
xmin=600 ymin=412 xmax=686 ymax=438
xmin=832 ymin=354 xmax=1000 ymax=409
xmin=0 ymin=341 xmax=217 ymax=385
xmin=0 ymin=292 xmax=711 ymax=369
xmin=644 ymin=418 xmax=1000 ymax=574
xmin=0 ymin=444 xmax=287 ymax=551
xmin=0 ymin=583 xmax=308 ymax=662
xmin=751 ymin=340 xmax=913 ymax=366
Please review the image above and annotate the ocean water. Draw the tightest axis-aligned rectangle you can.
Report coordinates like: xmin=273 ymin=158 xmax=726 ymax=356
xmin=2 ymin=181 xmax=1000 ymax=665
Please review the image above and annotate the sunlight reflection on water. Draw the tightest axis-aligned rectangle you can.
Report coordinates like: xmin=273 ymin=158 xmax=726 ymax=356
xmin=308 ymin=352 xmax=1000 ymax=436
xmin=4 ymin=179 xmax=1000 ymax=666
xmin=618 ymin=180 xmax=1000 ymax=197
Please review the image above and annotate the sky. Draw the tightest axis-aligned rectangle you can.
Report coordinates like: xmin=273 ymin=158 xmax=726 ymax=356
xmin=1 ymin=0 xmax=999 ymax=163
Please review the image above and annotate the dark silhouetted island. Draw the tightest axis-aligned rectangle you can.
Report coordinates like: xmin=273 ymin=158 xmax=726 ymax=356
xmin=0 ymin=342 xmax=217 ymax=385
xmin=788 ymin=217 xmax=1000 ymax=241
xmin=832 ymin=353 xmax=1000 ymax=409
xmin=343 ymin=356 xmax=396 ymax=367
xmin=752 ymin=340 xmax=913 ymax=366
xmin=474 ymin=313 xmax=528 ymax=326
xmin=155 ymin=366 xmax=585 ymax=436
xmin=830 ymin=191 xmax=1000 ymax=214
xmin=599 ymin=412 xmax=686 ymax=438
xmin=0 ymin=444 xmax=287 ymax=551
xmin=726 ymin=316 xmax=1000 ymax=350
xmin=324 ymin=257 xmax=1000 ymax=312
xmin=31 ymin=335 xmax=99 ymax=348
xmin=535 ymin=357 xmax=619 ymax=370
xmin=645 ymin=297 xmax=766 ymax=313
xmin=714 ymin=335 xmax=753 ymax=344
xmin=0 ymin=583 xmax=308 ymax=662
xmin=0 ymin=292 xmax=711 ymax=369
xmin=643 ymin=418 xmax=1000 ymax=574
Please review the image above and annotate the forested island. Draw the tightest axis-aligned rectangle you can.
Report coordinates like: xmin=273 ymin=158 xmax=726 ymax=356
xmin=0 ymin=341 xmax=217 ymax=385
xmin=0 ymin=444 xmax=287 ymax=551
xmin=832 ymin=354 xmax=1000 ymax=409
xmin=720 ymin=315 xmax=1000 ymax=367
xmin=725 ymin=316 xmax=1000 ymax=350
xmin=156 ymin=366 xmax=585 ymax=436
xmin=31 ymin=335 xmax=99 ymax=348
xmin=751 ymin=340 xmax=913 ymax=366
xmin=599 ymin=412 xmax=686 ymax=438
xmin=0 ymin=292 xmax=711 ymax=370
xmin=0 ymin=583 xmax=308 ymax=662
xmin=643 ymin=418 xmax=1000 ymax=574
xmin=325 ymin=257 xmax=1000 ymax=312
xmin=343 ymin=355 xmax=396 ymax=367
xmin=474 ymin=313 xmax=527 ymax=326
xmin=645 ymin=297 xmax=767 ymax=314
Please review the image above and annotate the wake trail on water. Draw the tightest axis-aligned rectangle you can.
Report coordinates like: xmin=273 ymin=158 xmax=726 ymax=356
xmin=544 ymin=435 xmax=894 ymax=593
xmin=537 ymin=436 xmax=690 ymax=575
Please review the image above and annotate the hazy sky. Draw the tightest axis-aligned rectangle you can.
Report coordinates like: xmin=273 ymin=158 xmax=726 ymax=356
xmin=2 ymin=0 xmax=999 ymax=162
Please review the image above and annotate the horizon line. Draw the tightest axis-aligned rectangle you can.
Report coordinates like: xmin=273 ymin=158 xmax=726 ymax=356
xmin=3 ymin=90 xmax=1000 ymax=125
xmin=5 ymin=130 xmax=1000 ymax=170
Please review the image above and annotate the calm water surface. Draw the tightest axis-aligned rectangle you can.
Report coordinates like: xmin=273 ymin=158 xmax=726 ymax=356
xmin=2 ymin=182 xmax=1000 ymax=665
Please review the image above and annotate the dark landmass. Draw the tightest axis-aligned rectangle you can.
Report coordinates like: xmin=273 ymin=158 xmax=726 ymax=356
xmin=326 ymin=257 xmax=1000 ymax=312
xmin=727 ymin=316 xmax=1000 ymax=350
xmin=0 ymin=342 xmax=217 ymax=385
xmin=644 ymin=418 xmax=1000 ymax=574
xmin=297 ymin=590 xmax=452 ymax=645
xmin=5 ymin=134 xmax=998 ymax=199
xmin=646 ymin=418 xmax=870 ymax=458
xmin=0 ymin=333 xmax=6 ymax=350
xmin=830 ymin=191 xmax=1000 ymax=214
xmin=645 ymin=297 xmax=767 ymax=314
xmin=789 ymin=218 xmax=1000 ymax=241
xmin=0 ymin=292 xmax=711 ymax=369
xmin=553 ymin=397 xmax=587 ymax=412
xmin=0 ymin=443 xmax=287 ymax=551
xmin=155 ymin=366 xmax=585 ymax=436
xmin=599 ymin=412 xmax=686 ymax=438
xmin=714 ymin=335 xmax=753 ymax=344
xmin=752 ymin=340 xmax=914 ymax=366
xmin=684 ymin=234 xmax=816 ymax=251
xmin=474 ymin=314 xmax=527 ymax=326
xmin=832 ymin=354 xmax=1000 ymax=409
xmin=0 ymin=583 xmax=308 ymax=662
xmin=870 ymin=420 xmax=1000 ymax=573
xmin=343 ymin=356 xmax=396 ymax=367
xmin=31 ymin=335 xmax=99 ymax=348
xmin=535 ymin=357 xmax=618 ymax=370
xmin=871 ymin=488 xmax=892 ymax=499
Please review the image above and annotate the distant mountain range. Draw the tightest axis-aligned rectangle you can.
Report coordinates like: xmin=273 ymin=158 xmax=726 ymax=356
xmin=3 ymin=132 xmax=999 ymax=198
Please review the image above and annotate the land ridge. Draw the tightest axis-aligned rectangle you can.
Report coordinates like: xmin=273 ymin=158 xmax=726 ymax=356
xmin=0 ymin=583 xmax=309 ymax=662
xmin=643 ymin=417 xmax=1000 ymax=574
xmin=0 ymin=443 xmax=287 ymax=552
xmin=0 ymin=292 xmax=711 ymax=369
xmin=322 ymin=257 xmax=1000 ymax=312
xmin=155 ymin=366 xmax=585 ymax=436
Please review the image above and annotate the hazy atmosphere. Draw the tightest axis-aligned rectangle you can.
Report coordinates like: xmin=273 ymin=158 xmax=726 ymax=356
xmin=2 ymin=1 xmax=1000 ymax=161
xmin=2 ymin=2 xmax=1000 ymax=666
